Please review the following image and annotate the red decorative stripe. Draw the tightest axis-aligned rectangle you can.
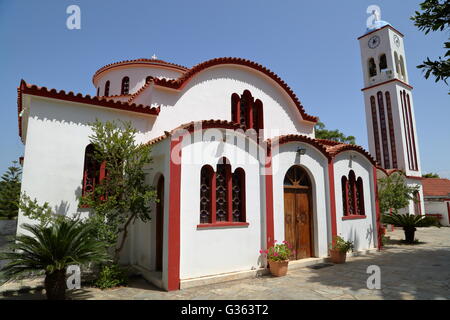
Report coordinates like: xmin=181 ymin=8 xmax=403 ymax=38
xmin=370 ymin=96 xmax=382 ymax=165
xmin=377 ymin=91 xmax=390 ymax=168
xmin=342 ymin=215 xmax=366 ymax=220
xmin=385 ymin=92 xmax=398 ymax=168
xmin=197 ymin=222 xmax=249 ymax=229
xmin=328 ymin=161 xmax=337 ymax=240
xmin=361 ymin=78 xmax=413 ymax=92
xmin=406 ymin=94 xmax=418 ymax=171
xmin=265 ymin=146 xmax=275 ymax=250
xmin=167 ymin=137 xmax=182 ymax=291
xmin=400 ymin=90 xmax=413 ymax=170
xmin=373 ymin=166 xmax=382 ymax=250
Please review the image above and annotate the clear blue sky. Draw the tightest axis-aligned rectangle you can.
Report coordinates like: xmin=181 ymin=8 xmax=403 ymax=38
xmin=0 ymin=0 xmax=448 ymax=177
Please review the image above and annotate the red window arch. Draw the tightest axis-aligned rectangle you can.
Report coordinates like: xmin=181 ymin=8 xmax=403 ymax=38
xmin=200 ymin=165 xmax=214 ymax=224
xmin=121 ymin=77 xmax=130 ymax=95
xmin=341 ymin=170 xmax=365 ymax=217
xmin=232 ymin=168 xmax=246 ymax=222
xmin=199 ymin=159 xmax=246 ymax=225
xmin=231 ymin=90 xmax=263 ymax=134
xmin=82 ymin=144 xmax=106 ymax=197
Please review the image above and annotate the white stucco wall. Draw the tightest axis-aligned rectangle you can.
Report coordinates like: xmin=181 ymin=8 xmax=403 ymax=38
xmin=132 ymin=65 xmax=315 ymax=141
xmin=271 ymin=142 xmax=330 ymax=258
xmin=178 ymin=130 xmax=263 ymax=279
xmin=424 ymin=200 xmax=450 ymax=226
xmin=334 ymin=152 xmax=377 ymax=251
xmin=17 ymin=96 xmax=156 ymax=235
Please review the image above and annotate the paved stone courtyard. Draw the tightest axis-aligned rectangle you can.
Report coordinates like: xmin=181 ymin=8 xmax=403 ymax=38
xmin=1 ymin=227 xmax=449 ymax=300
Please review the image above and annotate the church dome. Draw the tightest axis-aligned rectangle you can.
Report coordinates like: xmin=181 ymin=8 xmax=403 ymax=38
xmin=92 ymin=57 xmax=188 ymax=97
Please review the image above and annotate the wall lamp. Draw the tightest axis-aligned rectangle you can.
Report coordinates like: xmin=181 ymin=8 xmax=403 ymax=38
xmin=297 ymin=147 xmax=306 ymax=155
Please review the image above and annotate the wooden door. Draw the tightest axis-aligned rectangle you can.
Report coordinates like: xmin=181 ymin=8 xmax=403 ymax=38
xmin=284 ymin=188 xmax=313 ymax=260
xmin=283 ymin=166 xmax=313 ymax=260
xmin=155 ymin=176 xmax=164 ymax=271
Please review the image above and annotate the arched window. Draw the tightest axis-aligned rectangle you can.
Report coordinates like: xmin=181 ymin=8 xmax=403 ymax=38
xmin=232 ymin=168 xmax=246 ymax=222
xmin=231 ymin=90 xmax=264 ymax=134
xmin=341 ymin=176 xmax=348 ymax=215
xmin=82 ymin=144 xmax=105 ymax=197
xmin=399 ymin=55 xmax=406 ymax=80
xmin=356 ymin=177 xmax=365 ymax=215
xmin=368 ymin=58 xmax=377 ymax=77
xmin=394 ymin=52 xmax=400 ymax=76
xmin=348 ymin=170 xmax=356 ymax=215
xmin=341 ymin=170 xmax=365 ymax=217
xmin=216 ymin=158 xmax=231 ymax=222
xmin=146 ymin=76 xmax=153 ymax=83
xmin=104 ymin=81 xmax=110 ymax=97
xmin=379 ymin=54 xmax=387 ymax=71
xmin=200 ymin=165 xmax=214 ymax=224
xmin=413 ymin=191 xmax=421 ymax=215
xmin=231 ymin=93 xmax=240 ymax=124
xmin=121 ymin=76 xmax=130 ymax=95
xmin=253 ymin=99 xmax=264 ymax=134
xmin=199 ymin=159 xmax=247 ymax=225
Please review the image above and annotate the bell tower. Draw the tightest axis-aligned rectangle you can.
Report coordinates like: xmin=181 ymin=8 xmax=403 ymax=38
xmin=358 ymin=10 xmax=424 ymax=215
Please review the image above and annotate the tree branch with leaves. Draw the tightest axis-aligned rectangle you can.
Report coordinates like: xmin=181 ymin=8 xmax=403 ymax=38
xmin=411 ymin=0 xmax=450 ymax=85
xmin=79 ymin=120 xmax=157 ymax=263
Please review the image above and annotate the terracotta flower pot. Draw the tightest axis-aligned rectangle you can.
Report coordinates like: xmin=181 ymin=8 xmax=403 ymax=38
xmin=329 ymin=249 xmax=347 ymax=264
xmin=268 ymin=260 xmax=289 ymax=277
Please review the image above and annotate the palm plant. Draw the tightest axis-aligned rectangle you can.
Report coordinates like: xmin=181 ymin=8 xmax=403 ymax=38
xmin=0 ymin=218 xmax=109 ymax=300
xmin=381 ymin=213 xmax=439 ymax=244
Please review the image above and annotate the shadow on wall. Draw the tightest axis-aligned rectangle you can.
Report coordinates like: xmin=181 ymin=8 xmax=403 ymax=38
xmin=30 ymin=98 xmax=153 ymax=135
xmin=304 ymin=244 xmax=450 ymax=300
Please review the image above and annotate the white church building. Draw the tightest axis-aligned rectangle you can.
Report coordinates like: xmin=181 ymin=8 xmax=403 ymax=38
xmin=16 ymin=17 xmax=423 ymax=291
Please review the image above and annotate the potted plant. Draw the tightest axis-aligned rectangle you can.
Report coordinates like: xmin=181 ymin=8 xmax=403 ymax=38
xmin=381 ymin=213 xmax=439 ymax=244
xmin=0 ymin=218 xmax=109 ymax=300
xmin=260 ymin=240 xmax=292 ymax=277
xmin=329 ymin=235 xmax=354 ymax=264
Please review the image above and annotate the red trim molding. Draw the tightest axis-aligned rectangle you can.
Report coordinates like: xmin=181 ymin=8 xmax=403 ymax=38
xmin=197 ymin=222 xmax=249 ymax=229
xmin=265 ymin=146 xmax=275 ymax=249
xmin=93 ymin=58 xmax=188 ymax=83
xmin=17 ymin=80 xmax=160 ymax=138
xmin=361 ymin=78 xmax=413 ymax=92
xmin=151 ymin=57 xmax=318 ymax=123
xmin=342 ymin=215 xmax=366 ymax=220
xmin=328 ymin=161 xmax=337 ymax=240
xmin=373 ymin=166 xmax=382 ymax=250
xmin=167 ymin=137 xmax=182 ymax=291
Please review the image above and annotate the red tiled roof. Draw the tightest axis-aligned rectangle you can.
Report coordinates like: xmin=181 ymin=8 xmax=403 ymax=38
xmin=268 ymin=134 xmax=331 ymax=160
xmin=146 ymin=120 xmax=245 ymax=145
xmin=422 ymin=178 xmax=450 ymax=197
xmin=322 ymin=142 xmax=377 ymax=165
xmin=17 ymin=79 xmax=160 ymax=139
xmin=93 ymin=58 xmax=188 ymax=82
xmin=129 ymin=57 xmax=318 ymax=123
xmin=145 ymin=123 xmax=375 ymax=166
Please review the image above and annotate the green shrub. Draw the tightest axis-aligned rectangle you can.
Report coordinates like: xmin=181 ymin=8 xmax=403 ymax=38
xmin=94 ymin=264 xmax=128 ymax=289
